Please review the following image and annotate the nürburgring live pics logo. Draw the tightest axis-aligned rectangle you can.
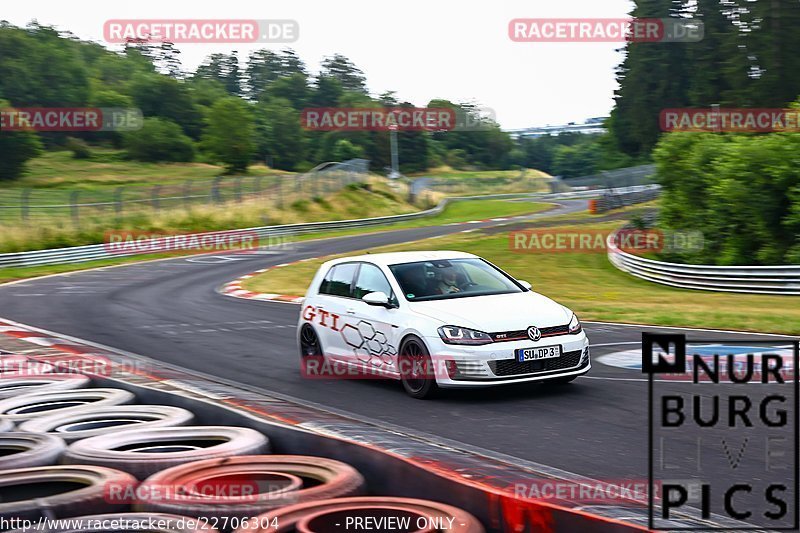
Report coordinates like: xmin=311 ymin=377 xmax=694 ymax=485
xmin=643 ymin=333 xmax=799 ymax=530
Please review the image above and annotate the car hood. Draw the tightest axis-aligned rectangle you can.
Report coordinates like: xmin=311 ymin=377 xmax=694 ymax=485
xmin=407 ymin=291 xmax=572 ymax=332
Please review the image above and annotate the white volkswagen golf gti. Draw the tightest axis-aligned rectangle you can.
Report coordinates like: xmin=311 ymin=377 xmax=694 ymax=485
xmin=297 ymin=251 xmax=590 ymax=398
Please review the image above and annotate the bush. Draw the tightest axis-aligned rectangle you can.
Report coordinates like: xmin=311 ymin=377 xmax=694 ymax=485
xmin=65 ymin=137 xmax=91 ymax=159
xmin=201 ymin=97 xmax=255 ymax=173
xmin=123 ymin=118 xmax=195 ymax=162
xmin=655 ymin=131 xmax=800 ymax=265
xmin=0 ymin=100 xmax=43 ymax=181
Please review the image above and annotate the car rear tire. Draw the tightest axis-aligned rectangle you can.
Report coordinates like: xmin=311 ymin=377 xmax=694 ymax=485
xmin=399 ymin=337 xmax=438 ymax=400
xmin=299 ymin=324 xmax=325 ymax=377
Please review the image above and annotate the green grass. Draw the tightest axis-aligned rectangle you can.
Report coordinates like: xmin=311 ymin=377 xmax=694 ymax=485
xmin=0 ymin=197 xmax=551 ymax=284
xmin=243 ymin=220 xmax=800 ymax=335
xmin=0 ymin=180 xmax=419 ymax=253
xmin=285 ymin=198 xmax=552 ymax=243
xmin=9 ymin=149 xmax=290 ymax=190
xmin=411 ymin=167 xmax=550 ymax=179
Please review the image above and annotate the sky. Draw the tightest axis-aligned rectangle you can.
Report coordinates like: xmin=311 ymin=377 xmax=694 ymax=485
xmin=4 ymin=0 xmax=635 ymax=130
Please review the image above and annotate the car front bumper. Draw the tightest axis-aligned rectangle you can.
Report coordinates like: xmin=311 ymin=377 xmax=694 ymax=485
xmin=423 ymin=331 xmax=591 ymax=387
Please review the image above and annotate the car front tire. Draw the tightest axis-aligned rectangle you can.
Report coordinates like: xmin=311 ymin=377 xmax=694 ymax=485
xmin=399 ymin=336 xmax=439 ymax=400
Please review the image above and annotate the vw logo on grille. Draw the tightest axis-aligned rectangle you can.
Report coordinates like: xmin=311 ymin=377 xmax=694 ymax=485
xmin=527 ymin=326 xmax=541 ymax=341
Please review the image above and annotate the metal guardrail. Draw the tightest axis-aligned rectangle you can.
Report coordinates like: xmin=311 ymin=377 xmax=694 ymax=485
xmin=607 ymin=231 xmax=800 ymax=295
xmin=0 ymin=186 xmax=658 ymax=269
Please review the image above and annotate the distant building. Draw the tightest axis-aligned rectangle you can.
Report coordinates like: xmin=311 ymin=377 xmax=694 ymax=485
xmin=507 ymin=117 xmax=608 ymax=138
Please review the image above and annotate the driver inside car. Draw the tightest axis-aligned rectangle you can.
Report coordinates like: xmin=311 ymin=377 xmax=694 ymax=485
xmin=434 ymin=267 xmax=462 ymax=294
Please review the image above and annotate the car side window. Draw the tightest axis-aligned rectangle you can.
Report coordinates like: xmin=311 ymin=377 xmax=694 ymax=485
xmin=319 ymin=263 xmax=358 ymax=297
xmin=353 ymin=263 xmax=396 ymax=304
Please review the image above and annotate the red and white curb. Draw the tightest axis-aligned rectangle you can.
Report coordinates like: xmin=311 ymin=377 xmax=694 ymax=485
xmin=218 ymin=211 xmax=547 ymax=304
xmin=218 ymin=258 xmax=319 ymax=304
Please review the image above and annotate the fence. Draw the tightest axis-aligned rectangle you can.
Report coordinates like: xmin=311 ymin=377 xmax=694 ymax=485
xmin=561 ymin=164 xmax=656 ymax=189
xmin=592 ymin=186 xmax=661 ymax=213
xmin=420 ymin=169 xmax=551 ymax=196
xmin=0 ymin=159 xmax=370 ymax=227
xmin=607 ymin=229 xmax=800 ymax=295
xmin=0 ymin=187 xmax=646 ymax=269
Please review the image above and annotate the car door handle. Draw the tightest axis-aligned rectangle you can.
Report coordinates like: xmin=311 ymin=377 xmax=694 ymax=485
xmin=345 ymin=308 xmax=356 ymax=314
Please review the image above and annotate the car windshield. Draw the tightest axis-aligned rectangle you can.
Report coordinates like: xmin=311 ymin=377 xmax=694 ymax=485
xmin=388 ymin=258 xmax=523 ymax=302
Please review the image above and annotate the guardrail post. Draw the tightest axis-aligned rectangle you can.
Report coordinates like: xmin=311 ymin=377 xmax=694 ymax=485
xmin=151 ymin=185 xmax=161 ymax=212
xmin=114 ymin=187 xmax=123 ymax=222
xmin=183 ymin=181 xmax=192 ymax=211
xmin=70 ymin=190 xmax=80 ymax=227
xmin=212 ymin=177 xmax=222 ymax=204
xmin=20 ymin=189 xmax=30 ymax=223
xmin=234 ymin=177 xmax=243 ymax=203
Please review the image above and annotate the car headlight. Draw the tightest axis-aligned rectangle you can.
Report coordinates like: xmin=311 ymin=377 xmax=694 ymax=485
xmin=568 ymin=313 xmax=582 ymax=334
xmin=437 ymin=326 xmax=493 ymax=345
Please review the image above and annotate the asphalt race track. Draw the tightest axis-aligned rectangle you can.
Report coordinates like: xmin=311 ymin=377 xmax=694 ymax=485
xmin=0 ymin=198 xmax=794 ymax=519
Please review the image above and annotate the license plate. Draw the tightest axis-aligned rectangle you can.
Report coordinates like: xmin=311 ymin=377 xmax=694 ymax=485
xmin=516 ymin=345 xmax=561 ymax=362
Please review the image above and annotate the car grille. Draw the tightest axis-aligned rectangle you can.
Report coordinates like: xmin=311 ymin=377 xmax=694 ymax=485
xmin=490 ymin=324 xmax=570 ymax=342
xmin=488 ymin=349 xmax=584 ymax=377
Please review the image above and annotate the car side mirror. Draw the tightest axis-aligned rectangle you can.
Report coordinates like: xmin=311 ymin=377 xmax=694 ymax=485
xmin=518 ymin=280 xmax=533 ymax=290
xmin=363 ymin=291 xmax=393 ymax=307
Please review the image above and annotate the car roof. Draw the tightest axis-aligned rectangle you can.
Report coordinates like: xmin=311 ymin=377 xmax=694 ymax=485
xmin=321 ymin=251 xmax=478 ymax=269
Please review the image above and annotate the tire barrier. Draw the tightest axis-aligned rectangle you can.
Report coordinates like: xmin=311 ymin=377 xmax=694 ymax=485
xmin=0 ymin=388 xmax=135 ymax=423
xmin=9 ymin=512 xmax=221 ymax=532
xmin=19 ymin=405 xmax=196 ymax=443
xmin=0 ymin=432 xmax=66 ymax=469
xmin=235 ymin=497 xmax=485 ymax=533
xmin=0 ymin=354 xmax=53 ymax=375
xmin=0 ymin=465 xmax=136 ymax=521
xmin=0 ymin=373 xmax=91 ymax=400
xmin=136 ymin=455 xmax=366 ymax=520
xmin=62 ymin=426 xmax=271 ymax=480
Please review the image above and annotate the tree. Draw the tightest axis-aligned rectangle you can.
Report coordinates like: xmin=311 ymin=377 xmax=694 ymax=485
xmin=129 ymin=74 xmax=203 ymax=138
xmin=320 ymin=54 xmax=368 ymax=94
xmin=194 ymin=53 xmax=242 ymax=96
xmin=202 ymin=97 xmax=255 ymax=173
xmin=309 ymin=75 xmax=344 ymax=107
xmin=254 ymin=98 xmax=307 ymax=170
xmin=552 ymin=143 xmax=601 ymax=178
xmin=152 ymin=42 xmax=183 ymax=78
xmin=332 ymin=139 xmax=365 ymax=161
xmin=267 ymin=73 xmax=310 ymax=109
xmin=654 ymin=129 xmax=800 ymax=266
xmin=246 ymin=49 xmax=307 ymax=100
xmin=123 ymin=118 xmax=194 ymax=162
xmin=0 ymin=101 xmax=42 ymax=180
xmin=0 ymin=23 xmax=90 ymax=107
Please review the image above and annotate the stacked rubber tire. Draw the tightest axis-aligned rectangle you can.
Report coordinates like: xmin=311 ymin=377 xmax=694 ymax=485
xmin=0 ymin=354 xmax=485 ymax=532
